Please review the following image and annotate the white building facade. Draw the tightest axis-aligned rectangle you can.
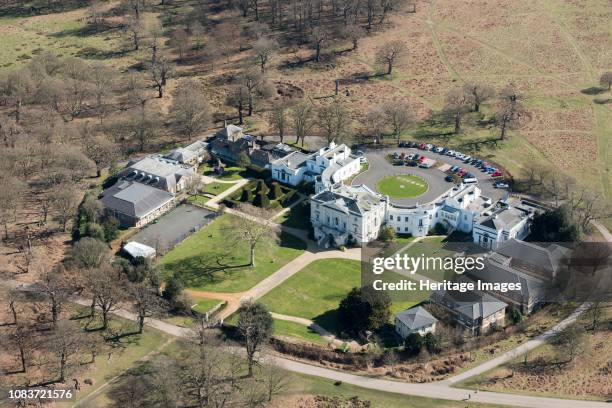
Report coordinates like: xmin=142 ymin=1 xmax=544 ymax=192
xmin=270 ymin=142 xmax=361 ymax=188
xmin=472 ymin=205 xmax=533 ymax=250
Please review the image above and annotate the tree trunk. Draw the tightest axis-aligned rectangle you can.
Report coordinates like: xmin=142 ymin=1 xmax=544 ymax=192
xmin=249 ymin=245 xmax=255 ymax=267
xmin=499 ymin=119 xmax=508 ymax=140
xmin=138 ymin=314 xmax=145 ymax=334
xmin=315 ymin=43 xmax=321 ymax=62
xmin=387 ymin=61 xmax=392 ymax=75
xmin=454 ymin=113 xmax=461 ymax=134
xmin=101 ymin=311 xmax=108 ymax=330
xmin=19 ymin=346 xmax=26 ymax=373
xmin=157 ymin=85 xmax=163 ymax=98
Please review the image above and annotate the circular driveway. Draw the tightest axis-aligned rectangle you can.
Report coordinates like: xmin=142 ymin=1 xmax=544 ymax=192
xmin=352 ymin=148 xmax=506 ymax=206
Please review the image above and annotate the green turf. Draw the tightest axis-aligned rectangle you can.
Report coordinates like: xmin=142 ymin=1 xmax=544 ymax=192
xmin=260 ymin=259 xmax=361 ymax=332
xmin=202 ymin=165 xmax=246 ymax=181
xmin=273 ymin=319 xmax=330 ymax=345
xmin=187 ymin=194 xmax=211 ymax=207
xmin=160 ymin=214 xmax=307 ymax=293
xmin=193 ymin=298 xmax=223 ymax=314
xmin=376 ymin=175 xmax=428 ymax=198
xmin=202 ymin=181 xmax=235 ymax=196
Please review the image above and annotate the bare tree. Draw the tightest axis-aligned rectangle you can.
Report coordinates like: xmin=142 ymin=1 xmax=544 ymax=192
xmin=495 ymin=84 xmax=527 ymax=140
xmin=383 ymin=101 xmax=414 ymax=144
xmin=600 ymin=71 xmax=612 ymax=91
xmin=226 ymin=85 xmax=248 ymax=125
xmin=443 ymin=87 xmax=471 ymax=134
xmin=259 ymin=359 xmax=288 ymax=402
xmin=91 ymin=63 xmax=116 ymax=124
xmin=91 ymin=265 xmax=127 ymax=330
xmin=366 ymin=106 xmax=387 ymax=143
xmin=342 ymin=24 xmax=366 ymax=50
xmin=0 ymin=69 xmax=35 ymax=123
xmin=317 ymin=100 xmax=351 ymax=143
xmin=462 ymin=82 xmax=495 ymax=112
xmin=4 ymin=288 xmax=21 ymax=325
xmin=310 ymin=26 xmax=329 ymax=63
xmin=169 ymin=28 xmax=191 ymax=62
xmin=83 ymin=135 xmax=119 ymax=178
xmin=39 ymin=266 xmax=74 ymax=328
xmin=375 ymin=40 xmax=407 ymax=75
xmin=149 ymin=53 xmax=172 ymax=98
xmin=5 ymin=323 xmax=32 ymax=373
xmin=0 ymin=176 xmax=25 ymax=240
xmin=48 ymin=320 xmax=85 ymax=383
xmin=130 ymin=282 xmax=159 ymax=334
xmin=51 ymin=185 xmax=81 ymax=232
xmin=550 ymin=323 xmax=587 ymax=364
xmin=253 ymin=37 xmax=278 ymax=73
xmin=269 ymin=103 xmax=289 ymax=143
xmin=238 ymin=68 xmax=265 ymax=117
xmin=170 ymin=79 xmax=212 ymax=140
xmin=125 ymin=16 xmax=144 ymax=51
xmin=231 ymin=204 xmax=279 ymax=267
xmin=292 ymin=101 xmax=315 ymax=146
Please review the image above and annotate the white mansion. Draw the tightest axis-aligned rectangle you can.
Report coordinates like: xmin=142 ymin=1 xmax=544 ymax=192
xmin=270 ymin=142 xmax=361 ymax=188
xmin=306 ymin=144 xmax=535 ymax=248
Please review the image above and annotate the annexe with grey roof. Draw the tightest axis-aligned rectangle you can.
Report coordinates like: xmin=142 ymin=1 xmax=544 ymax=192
xmin=100 ymin=181 xmax=175 ymax=228
xmin=120 ymin=156 xmax=196 ymax=193
xmin=431 ymin=276 xmax=507 ymax=334
xmin=395 ymin=306 xmax=438 ymax=338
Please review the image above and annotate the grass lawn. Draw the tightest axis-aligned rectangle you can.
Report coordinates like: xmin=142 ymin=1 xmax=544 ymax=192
xmin=260 ymin=259 xmax=361 ymax=333
xmin=187 ymin=194 xmax=211 ymax=207
xmin=260 ymin=259 xmax=425 ymax=334
xmin=160 ymin=214 xmax=307 ymax=293
xmin=202 ymin=165 xmax=246 ymax=181
xmin=193 ymin=298 xmax=223 ymax=314
xmin=377 ymin=175 xmax=428 ymax=198
xmin=202 ymin=181 xmax=235 ymax=196
xmin=273 ymin=319 xmax=330 ymax=346
xmin=278 ymin=199 xmax=311 ymax=230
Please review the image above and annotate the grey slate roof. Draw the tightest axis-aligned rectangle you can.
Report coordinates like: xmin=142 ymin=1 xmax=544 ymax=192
xmin=431 ymin=276 xmax=507 ymax=321
xmin=396 ymin=306 xmax=437 ymax=330
xmin=274 ymin=151 xmax=314 ymax=170
xmin=312 ymin=184 xmax=382 ymax=215
xmin=101 ymin=181 xmax=174 ymax=218
xmin=477 ymin=206 xmax=529 ymax=232
xmin=495 ymin=239 xmax=570 ymax=280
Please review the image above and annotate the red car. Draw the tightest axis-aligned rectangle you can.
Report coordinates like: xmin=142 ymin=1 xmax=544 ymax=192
xmin=491 ymin=171 xmax=503 ymax=178
xmin=418 ymin=156 xmax=426 ymax=162
xmin=458 ymin=169 xmax=466 ymax=177
xmin=419 ymin=143 xmax=427 ymax=150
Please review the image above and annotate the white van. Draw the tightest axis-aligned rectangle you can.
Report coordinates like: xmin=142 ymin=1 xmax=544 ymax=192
xmin=463 ymin=178 xmax=478 ymax=184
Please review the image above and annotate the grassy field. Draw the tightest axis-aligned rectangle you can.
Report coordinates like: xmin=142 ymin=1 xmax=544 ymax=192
xmin=273 ymin=319 xmax=330 ymax=346
xmin=202 ymin=181 xmax=235 ymax=196
xmin=377 ymin=174 xmax=429 ymax=198
xmin=202 ymin=165 xmax=246 ymax=181
xmin=260 ymin=259 xmax=361 ymax=332
xmin=260 ymin=258 xmax=426 ymax=334
xmin=193 ymin=298 xmax=223 ymax=314
xmin=159 ymin=213 xmax=307 ymax=292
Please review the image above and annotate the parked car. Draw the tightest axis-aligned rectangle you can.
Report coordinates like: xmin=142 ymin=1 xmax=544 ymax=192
xmin=493 ymin=180 xmax=510 ymax=189
xmin=407 ymin=160 xmax=418 ymax=167
xmin=418 ymin=156 xmax=426 ymax=163
xmin=393 ymin=152 xmax=400 ymax=159
xmin=360 ymin=157 xmax=368 ymax=164
xmin=458 ymin=169 xmax=467 ymax=177
xmin=408 ymin=141 xmax=417 ymax=148
xmin=463 ymin=156 xmax=472 ymax=163
xmin=434 ymin=146 xmax=444 ymax=153
xmin=354 ymin=150 xmax=365 ymax=157
xmin=450 ymin=165 xmax=459 ymax=173
xmin=491 ymin=171 xmax=503 ymax=178
xmin=463 ymin=177 xmax=478 ymax=184
xmin=445 ymin=175 xmax=454 ymax=182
